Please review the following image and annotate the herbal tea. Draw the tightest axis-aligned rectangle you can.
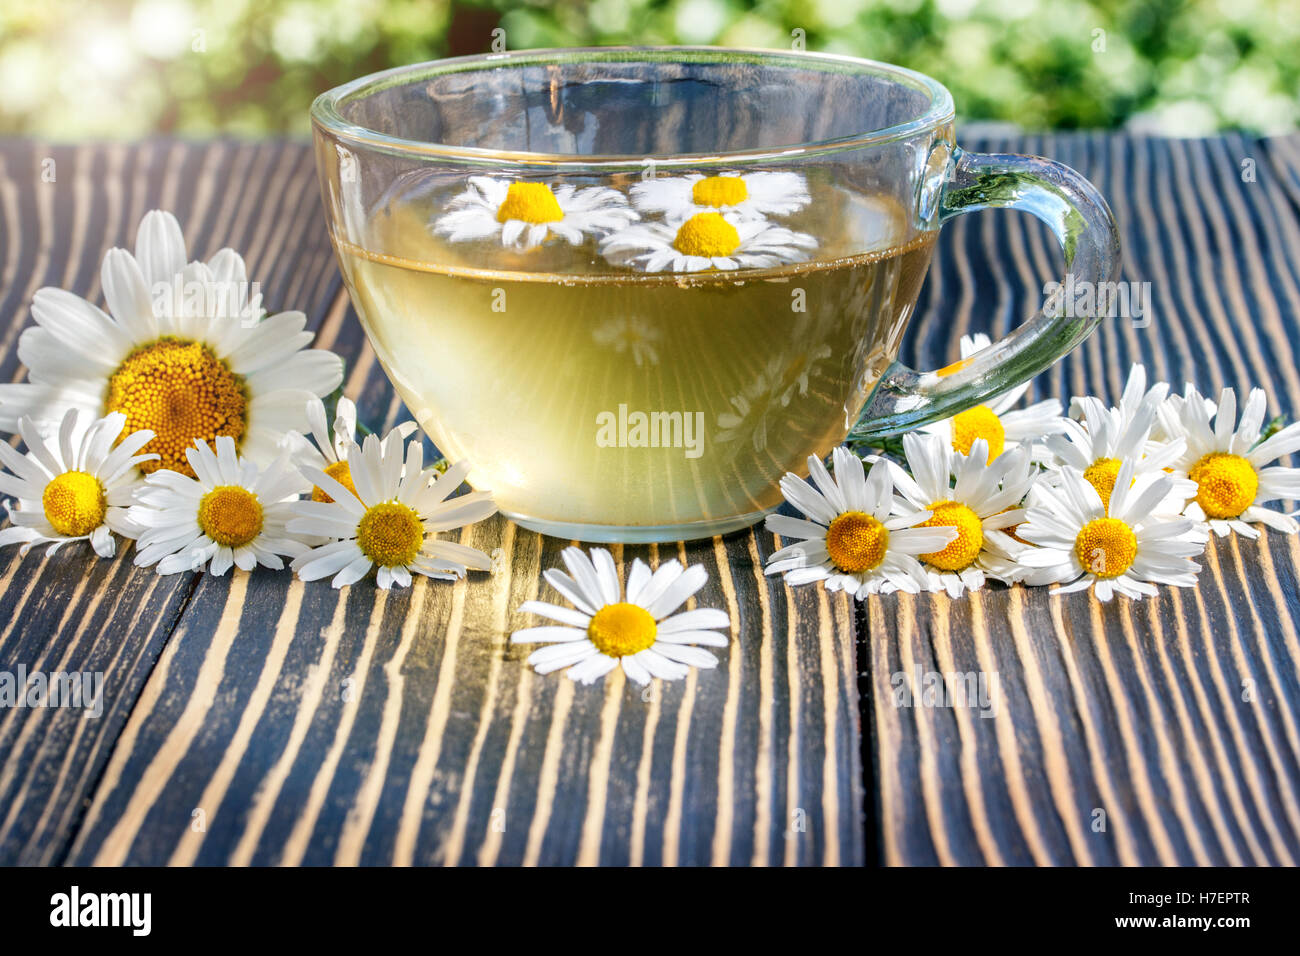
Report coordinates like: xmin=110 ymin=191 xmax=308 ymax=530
xmin=332 ymin=177 xmax=936 ymax=536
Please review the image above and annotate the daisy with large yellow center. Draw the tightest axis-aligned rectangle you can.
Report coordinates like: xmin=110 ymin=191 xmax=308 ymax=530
xmin=290 ymin=438 xmax=496 ymax=590
xmin=1188 ymin=452 xmax=1258 ymax=519
xmin=586 ymin=602 xmax=658 ymax=658
xmin=824 ymin=511 xmax=890 ymax=574
xmin=0 ymin=409 xmax=157 ymax=559
xmin=691 ymin=175 xmax=749 ymax=208
xmin=129 ymin=435 xmax=310 ymax=577
xmin=1160 ymin=383 xmax=1300 ymax=538
xmin=600 ymin=208 xmax=817 ymax=273
xmin=886 ymin=433 xmax=1039 ymax=595
xmin=104 ymin=338 xmax=247 ymax=476
xmin=673 ymin=212 xmax=742 ymax=259
xmin=1017 ymin=463 xmax=1205 ymax=602
xmin=197 ymin=485 xmax=263 ymax=548
xmin=356 ymin=501 xmax=425 ymax=568
xmin=948 ymin=405 xmax=1006 ymax=460
xmin=0 ymin=209 xmax=344 ymax=483
xmin=1044 ymin=392 xmax=1193 ymax=519
xmin=1072 ymin=517 xmax=1137 ymax=579
xmin=436 ymin=176 xmax=637 ymax=251
xmin=764 ymin=447 xmax=958 ymax=599
xmin=42 ymin=471 xmax=107 ymax=538
xmin=512 ymin=547 xmax=731 ymax=686
xmin=629 ymin=170 xmax=811 ymax=221
xmin=918 ymin=501 xmax=985 ymax=571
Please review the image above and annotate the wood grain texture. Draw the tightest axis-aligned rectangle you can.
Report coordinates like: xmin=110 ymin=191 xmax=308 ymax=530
xmin=0 ymin=140 xmax=860 ymax=866
xmin=0 ymin=134 xmax=1298 ymax=866
xmin=869 ymin=132 xmax=1300 ymax=865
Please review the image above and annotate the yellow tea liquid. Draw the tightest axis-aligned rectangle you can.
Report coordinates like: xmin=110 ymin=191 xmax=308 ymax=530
xmin=333 ymin=179 xmax=935 ymax=536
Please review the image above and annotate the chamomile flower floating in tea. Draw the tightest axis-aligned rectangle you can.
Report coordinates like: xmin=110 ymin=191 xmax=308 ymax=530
xmin=434 ymin=177 xmax=638 ymax=251
xmin=1016 ymin=461 xmax=1206 ymax=602
xmin=129 ymin=436 xmax=310 ymax=576
xmin=1158 ymin=385 xmax=1300 ymax=538
xmin=628 ymin=171 xmax=811 ymax=221
xmin=764 ymin=446 xmax=957 ymax=598
xmin=1045 ymin=392 xmax=1194 ymax=514
xmin=0 ymin=409 xmax=157 ymax=559
xmin=921 ymin=334 xmax=1069 ymax=462
xmin=599 ymin=213 xmax=817 ymax=273
xmin=0 ymin=210 xmax=344 ymax=479
xmin=511 ymin=546 xmax=730 ymax=686
xmin=289 ymin=436 xmax=496 ymax=590
xmin=883 ymin=433 xmax=1039 ymax=597
xmin=280 ymin=396 xmax=416 ymax=504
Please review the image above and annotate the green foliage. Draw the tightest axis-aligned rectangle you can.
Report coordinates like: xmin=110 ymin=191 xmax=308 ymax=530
xmin=0 ymin=0 xmax=1296 ymax=137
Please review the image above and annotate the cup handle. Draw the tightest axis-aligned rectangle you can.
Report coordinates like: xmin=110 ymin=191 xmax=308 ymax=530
xmin=848 ymin=146 xmax=1122 ymax=443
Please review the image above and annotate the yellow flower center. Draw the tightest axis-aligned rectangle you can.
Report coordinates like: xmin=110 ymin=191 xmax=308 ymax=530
xmin=673 ymin=212 xmax=741 ymax=258
xmin=42 ymin=471 xmax=106 ymax=537
xmin=825 ymin=510 xmax=889 ymax=574
xmin=919 ymin=500 xmax=984 ymax=571
xmin=312 ymin=459 xmax=357 ymax=504
xmin=356 ymin=501 xmax=424 ymax=568
xmin=104 ymin=337 xmax=247 ymax=477
xmin=949 ymin=405 xmax=1005 ymax=460
xmin=1189 ymin=452 xmax=1258 ymax=519
xmin=495 ymin=182 xmax=563 ymax=225
xmin=1083 ymin=457 xmax=1124 ymax=511
xmin=587 ymin=601 xmax=658 ymax=657
xmin=197 ymin=485 xmax=263 ymax=548
xmin=691 ymin=175 xmax=748 ymax=208
xmin=1074 ymin=517 xmax=1137 ymax=579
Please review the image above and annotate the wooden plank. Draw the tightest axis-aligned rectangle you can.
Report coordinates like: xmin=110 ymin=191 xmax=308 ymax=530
xmin=0 ymin=140 xmax=863 ymax=866
xmin=868 ymin=132 xmax=1300 ymax=865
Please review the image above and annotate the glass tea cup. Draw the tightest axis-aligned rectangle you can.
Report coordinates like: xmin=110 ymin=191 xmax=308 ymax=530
xmin=312 ymin=47 xmax=1119 ymax=542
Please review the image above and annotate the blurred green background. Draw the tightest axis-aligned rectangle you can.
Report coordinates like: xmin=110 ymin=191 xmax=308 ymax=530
xmin=0 ymin=0 xmax=1296 ymax=138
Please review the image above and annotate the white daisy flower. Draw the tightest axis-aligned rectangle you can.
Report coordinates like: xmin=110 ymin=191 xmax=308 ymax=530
xmin=628 ymin=171 xmax=810 ymax=221
xmin=433 ymin=177 xmax=637 ymax=251
xmin=288 ymin=435 xmax=496 ymax=589
xmin=763 ymin=446 xmax=958 ymax=598
xmin=280 ymin=396 xmax=417 ymax=504
xmin=0 ymin=409 xmax=157 ymax=559
xmin=0 ymin=210 xmax=343 ymax=479
xmin=1158 ymin=384 xmax=1300 ymax=538
xmin=1044 ymin=391 xmax=1194 ymax=514
xmin=921 ymin=333 xmax=1069 ymax=463
xmin=882 ymin=433 xmax=1039 ymax=597
xmin=1016 ymin=460 xmax=1207 ymax=601
xmin=128 ymin=436 xmax=311 ymax=576
xmin=511 ymin=546 xmax=730 ymax=686
xmin=599 ymin=212 xmax=817 ymax=273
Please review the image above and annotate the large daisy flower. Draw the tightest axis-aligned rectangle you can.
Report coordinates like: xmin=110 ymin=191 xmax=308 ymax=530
xmin=433 ymin=177 xmax=637 ymax=251
xmin=922 ymin=333 xmax=1069 ymax=463
xmin=764 ymin=446 xmax=957 ymax=598
xmin=628 ymin=171 xmax=810 ymax=222
xmin=0 ymin=210 xmax=343 ymax=478
xmin=1158 ymin=384 xmax=1300 ymax=537
xmin=288 ymin=435 xmax=496 ymax=589
xmin=511 ymin=546 xmax=730 ymax=686
xmin=280 ymin=396 xmax=416 ymax=504
xmin=599 ymin=213 xmax=817 ymax=273
xmin=0 ymin=409 xmax=157 ymax=558
xmin=1044 ymin=391 xmax=1194 ymax=514
xmin=129 ymin=436 xmax=310 ymax=576
xmin=1016 ymin=461 xmax=1206 ymax=601
xmin=882 ymin=433 xmax=1039 ymax=597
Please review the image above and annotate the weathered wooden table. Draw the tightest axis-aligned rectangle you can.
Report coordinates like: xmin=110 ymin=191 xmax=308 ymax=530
xmin=1 ymin=134 xmax=1298 ymax=866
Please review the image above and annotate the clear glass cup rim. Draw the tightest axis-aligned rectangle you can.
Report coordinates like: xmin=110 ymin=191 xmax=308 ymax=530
xmin=310 ymin=45 xmax=956 ymax=168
